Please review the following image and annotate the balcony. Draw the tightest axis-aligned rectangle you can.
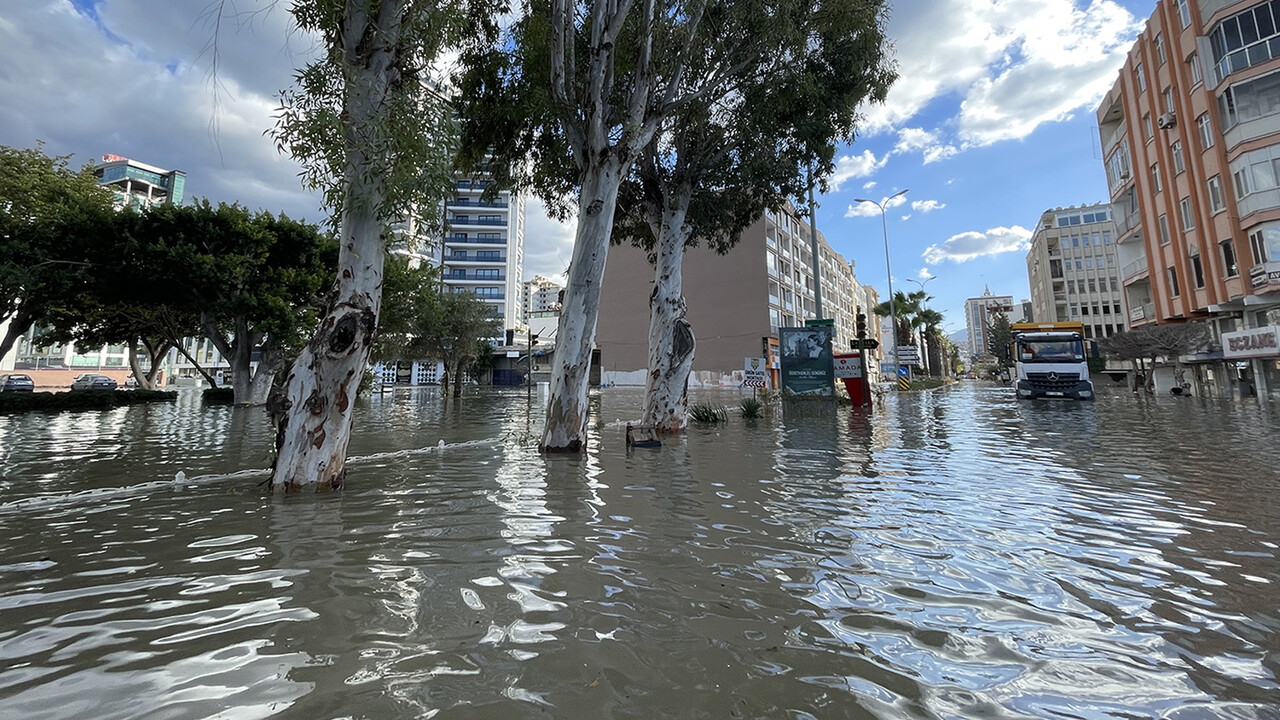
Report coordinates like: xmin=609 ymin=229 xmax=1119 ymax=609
xmin=449 ymin=217 xmax=507 ymax=226
xmin=1053 ymin=292 xmax=1068 ymax=304
xmin=447 ymin=272 xmax=506 ymax=282
xmin=1122 ymin=256 xmax=1149 ymax=280
xmin=445 ymin=253 xmax=506 ymax=264
xmin=1129 ymin=302 xmax=1155 ymax=324
xmin=449 ymin=198 xmax=508 ymax=208
xmin=445 ymin=234 xmax=506 ymax=245
xmin=1112 ymin=204 xmax=1141 ymax=238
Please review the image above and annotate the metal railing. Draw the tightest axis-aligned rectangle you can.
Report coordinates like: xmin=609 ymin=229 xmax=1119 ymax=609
xmin=1122 ymin=256 xmax=1148 ymax=279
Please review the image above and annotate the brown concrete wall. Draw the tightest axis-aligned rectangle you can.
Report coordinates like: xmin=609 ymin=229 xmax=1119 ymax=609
xmin=598 ymin=219 xmax=772 ymax=375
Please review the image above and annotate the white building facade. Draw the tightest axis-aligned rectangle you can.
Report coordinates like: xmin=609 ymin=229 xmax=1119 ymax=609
xmin=442 ymin=174 xmax=526 ymax=333
xmin=1026 ymin=204 xmax=1128 ymax=340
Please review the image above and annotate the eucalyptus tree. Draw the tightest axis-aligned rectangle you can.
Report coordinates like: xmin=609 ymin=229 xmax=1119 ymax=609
xmin=610 ymin=1 xmax=893 ymax=432
xmin=267 ymin=0 xmax=499 ymax=491
xmin=459 ymin=0 xmax=845 ymax=451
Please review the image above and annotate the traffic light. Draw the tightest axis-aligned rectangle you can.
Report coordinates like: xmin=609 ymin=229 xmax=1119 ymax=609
xmin=531 ymin=334 xmax=539 ymax=347
xmin=856 ymin=312 xmax=867 ymax=339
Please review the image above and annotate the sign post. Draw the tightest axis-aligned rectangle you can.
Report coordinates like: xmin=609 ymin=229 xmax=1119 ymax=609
xmin=743 ymin=357 xmax=770 ymax=400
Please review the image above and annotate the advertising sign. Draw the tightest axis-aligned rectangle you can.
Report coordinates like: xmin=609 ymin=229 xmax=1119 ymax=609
xmin=1222 ymin=326 xmax=1280 ymax=359
xmin=833 ymin=353 xmax=862 ymax=379
xmin=743 ymin=357 xmax=770 ymax=388
xmin=779 ymin=326 xmax=835 ymax=396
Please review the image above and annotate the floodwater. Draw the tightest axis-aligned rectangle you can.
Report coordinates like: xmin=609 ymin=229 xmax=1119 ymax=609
xmin=0 ymin=382 xmax=1278 ymax=719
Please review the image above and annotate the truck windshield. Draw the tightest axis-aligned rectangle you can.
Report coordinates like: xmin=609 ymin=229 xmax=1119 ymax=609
xmin=1018 ymin=339 xmax=1084 ymax=362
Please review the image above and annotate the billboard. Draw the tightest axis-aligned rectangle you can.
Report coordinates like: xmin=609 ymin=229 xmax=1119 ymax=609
xmin=779 ymin=326 xmax=835 ymax=396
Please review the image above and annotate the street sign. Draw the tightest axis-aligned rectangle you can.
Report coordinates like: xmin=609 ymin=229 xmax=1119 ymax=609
xmin=743 ymin=357 xmax=770 ymax=388
xmin=897 ymin=365 xmax=910 ymax=378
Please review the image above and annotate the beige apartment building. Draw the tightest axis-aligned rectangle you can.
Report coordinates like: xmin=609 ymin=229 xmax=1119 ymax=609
xmin=1097 ymin=0 xmax=1280 ymax=398
xmin=597 ymin=204 xmax=880 ymax=386
xmin=1025 ymin=204 xmax=1128 ymax=340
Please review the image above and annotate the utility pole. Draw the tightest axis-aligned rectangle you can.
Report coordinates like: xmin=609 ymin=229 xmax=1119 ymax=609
xmin=807 ymin=164 xmax=824 ymax=320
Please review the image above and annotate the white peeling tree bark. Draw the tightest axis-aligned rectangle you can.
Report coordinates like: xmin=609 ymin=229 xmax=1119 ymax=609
xmin=269 ymin=0 xmax=400 ymax=492
xmin=642 ymin=193 xmax=695 ymax=433
xmin=542 ymin=159 xmax=625 ymax=451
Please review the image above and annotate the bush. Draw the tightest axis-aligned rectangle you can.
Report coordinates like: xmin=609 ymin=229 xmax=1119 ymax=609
xmin=689 ymin=404 xmax=727 ymax=423
xmin=202 ymin=387 xmax=236 ymax=405
xmin=740 ymin=397 xmax=763 ymax=418
xmin=0 ymin=389 xmax=178 ymax=414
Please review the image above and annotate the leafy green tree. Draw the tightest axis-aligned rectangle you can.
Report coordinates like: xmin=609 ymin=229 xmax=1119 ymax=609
xmin=373 ymin=252 xmax=443 ymax=364
xmin=988 ymin=311 xmax=1013 ymax=370
xmin=607 ymin=0 xmax=894 ymax=432
xmin=266 ymin=0 xmax=499 ymax=491
xmin=0 ymin=143 xmax=114 ymax=360
xmin=411 ymin=290 xmax=501 ymax=398
xmin=459 ymin=0 xmax=850 ymax=451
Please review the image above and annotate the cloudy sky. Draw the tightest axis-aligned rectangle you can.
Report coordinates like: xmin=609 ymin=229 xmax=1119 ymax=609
xmin=0 ymin=0 xmax=1153 ymax=334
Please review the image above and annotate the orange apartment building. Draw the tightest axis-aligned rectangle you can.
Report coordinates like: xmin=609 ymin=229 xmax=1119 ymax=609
xmin=1098 ymin=0 xmax=1280 ymax=399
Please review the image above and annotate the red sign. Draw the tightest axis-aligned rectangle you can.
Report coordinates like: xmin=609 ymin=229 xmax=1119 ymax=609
xmin=101 ymin=153 xmax=128 ymax=162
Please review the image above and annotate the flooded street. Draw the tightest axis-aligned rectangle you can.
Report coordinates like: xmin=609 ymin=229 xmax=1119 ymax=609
xmin=0 ymin=382 xmax=1277 ymax=719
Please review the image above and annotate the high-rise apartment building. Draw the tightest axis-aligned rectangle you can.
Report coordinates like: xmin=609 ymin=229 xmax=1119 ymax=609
xmin=965 ymin=287 xmax=1018 ymax=360
xmin=1097 ymin=0 xmax=1280 ymax=398
xmin=597 ymin=204 xmax=875 ymax=385
xmin=1025 ymin=204 xmax=1128 ymax=339
xmin=522 ymin=274 xmax=564 ymax=322
xmin=94 ymin=154 xmax=185 ymax=210
xmin=442 ymin=173 xmax=526 ymax=332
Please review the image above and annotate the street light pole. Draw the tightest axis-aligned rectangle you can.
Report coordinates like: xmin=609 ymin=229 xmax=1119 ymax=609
xmin=906 ymin=276 xmax=937 ymax=293
xmin=854 ymin=189 xmax=909 ymax=386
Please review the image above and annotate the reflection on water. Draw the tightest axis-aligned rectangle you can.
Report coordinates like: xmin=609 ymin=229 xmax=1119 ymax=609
xmin=0 ymin=383 xmax=1278 ymax=718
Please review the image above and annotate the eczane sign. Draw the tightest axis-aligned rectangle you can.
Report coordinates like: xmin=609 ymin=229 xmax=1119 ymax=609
xmin=1222 ymin=326 xmax=1280 ymax=359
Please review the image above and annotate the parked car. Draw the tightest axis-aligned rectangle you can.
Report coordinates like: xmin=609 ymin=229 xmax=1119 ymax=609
xmin=124 ymin=374 xmax=139 ymax=388
xmin=0 ymin=373 xmax=35 ymax=392
xmin=70 ymin=374 xmax=118 ymax=391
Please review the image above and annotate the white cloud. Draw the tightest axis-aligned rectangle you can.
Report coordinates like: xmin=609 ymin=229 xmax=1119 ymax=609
xmin=911 ymin=199 xmax=945 ymax=213
xmin=922 ymin=225 xmax=1032 ymax=264
xmin=862 ymin=180 xmax=877 ymax=190
xmin=845 ymin=192 xmax=909 ymax=218
xmin=828 ymin=150 xmax=888 ymax=190
xmin=523 ymin=197 xmax=576 ymax=280
xmin=918 ymin=268 xmax=935 ymax=279
xmin=859 ymin=0 xmax=1142 ymax=147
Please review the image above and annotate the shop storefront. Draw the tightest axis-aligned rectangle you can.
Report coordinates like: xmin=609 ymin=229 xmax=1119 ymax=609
xmin=1221 ymin=325 xmax=1280 ymax=400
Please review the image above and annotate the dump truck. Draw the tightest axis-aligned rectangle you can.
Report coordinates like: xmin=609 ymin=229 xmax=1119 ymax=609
xmin=1009 ymin=321 xmax=1094 ymax=400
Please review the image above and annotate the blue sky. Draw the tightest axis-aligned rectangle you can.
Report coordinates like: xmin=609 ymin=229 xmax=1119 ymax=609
xmin=0 ymin=0 xmax=1158 ymax=337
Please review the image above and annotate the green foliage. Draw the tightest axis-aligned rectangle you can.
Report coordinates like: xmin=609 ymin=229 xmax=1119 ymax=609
xmin=740 ymin=397 xmax=763 ymax=419
xmin=0 ymin=389 xmax=177 ymax=414
xmin=0 ymin=143 xmax=115 ymax=359
xmin=272 ymin=0 xmax=501 ymax=235
xmin=689 ymin=404 xmax=728 ymax=423
xmin=374 ymin=253 xmax=443 ymax=363
xmin=201 ymin=387 xmax=236 ymax=406
xmin=988 ymin=311 xmax=1014 ymax=369
xmin=1087 ymin=356 xmax=1108 ymax=374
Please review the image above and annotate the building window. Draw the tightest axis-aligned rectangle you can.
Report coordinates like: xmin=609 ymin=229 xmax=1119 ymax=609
xmin=1179 ymin=197 xmax=1195 ymax=231
xmin=1249 ymin=227 xmax=1272 ymax=265
xmin=1209 ymin=1 xmax=1280 ymax=82
xmin=1159 ymin=214 xmax=1172 ymax=245
xmin=1143 ymin=114 xmax=1153 ymax=140
xmin=1172 ymin=141 xmax=1185 ymax=173
xmin=1136 ymin=63 xmax=1147 ymax=92
xmin=1088 ymin=278 xmax=1097 ymax=292
xmin=1169 ymin=267 xmax=1180 ymax=296
xmin=1197 ymin=113 xmax=1214 ymax=150
xmin=1221 ymin=240 xmax=1239 ymax=277
xmin=1163 ymin=87 xmax=1175 ymax=114
xmin=1217 ymin=69 xmax=1280 ymax=133
xmin=1151 ymin=162 xmax=1162 ymax=191
xmin=1189 ymin=51 xmax=1203 ymax=85
xmin=1156 ymin=33 xmax=1166 ymax=64
xmin=1191 ymin=253 xmax=1205 ymax=288
xmin=1176 ymin=0 xmax=1190 ymax=29
xmin=1208 ymin=176 xmax=1226 ymax=212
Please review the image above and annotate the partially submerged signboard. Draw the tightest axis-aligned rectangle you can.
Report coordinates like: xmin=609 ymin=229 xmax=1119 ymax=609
xmin=743 ymin=357 xmax=771 ymax=388
xmin=779 ymin=326 xmax=835 ymax=397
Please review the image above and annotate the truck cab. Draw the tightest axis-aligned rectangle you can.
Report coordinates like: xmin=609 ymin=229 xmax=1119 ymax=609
xmin=1010 ymin=322 xmax=1094 ymax=400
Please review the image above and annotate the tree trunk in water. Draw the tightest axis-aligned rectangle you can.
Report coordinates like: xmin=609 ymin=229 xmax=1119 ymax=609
xmin=269 ymin=0 xmax=398 ymax=492
xmin=230 ymin=332 xmax=254 ymax=405
xmin=642 ymin=198 xmax=694 ymax=433
xmin=127 ymin=338 xmax=153 ymax=391
xmin=542 ymin=159 xmax=625 ymax=452
xmin=452 ymin=359 xmax=465 ymax=398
